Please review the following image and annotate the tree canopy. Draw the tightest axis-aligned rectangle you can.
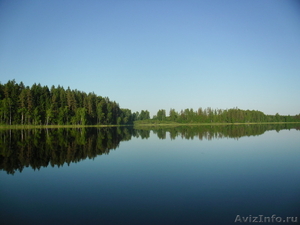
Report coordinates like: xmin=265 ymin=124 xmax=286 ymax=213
xmin=150 ymin=107 xmax=300 ymax=123
xmin=0 ymin=80 xmax=147 ymax=125
xmin=0 ymin=80 xmax=299 ymax=125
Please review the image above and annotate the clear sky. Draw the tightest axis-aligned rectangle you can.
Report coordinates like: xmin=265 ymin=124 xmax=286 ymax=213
xmin=0 ymin=0 xmax=300 ymax=117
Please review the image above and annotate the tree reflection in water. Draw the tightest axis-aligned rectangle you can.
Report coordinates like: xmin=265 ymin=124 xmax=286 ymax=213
xmin=1 ymin=124 xmax=299 ymax=174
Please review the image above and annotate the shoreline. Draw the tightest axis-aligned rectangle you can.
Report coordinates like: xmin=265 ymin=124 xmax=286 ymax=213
xmin=0 ymin=122 xmax=299 ymax=129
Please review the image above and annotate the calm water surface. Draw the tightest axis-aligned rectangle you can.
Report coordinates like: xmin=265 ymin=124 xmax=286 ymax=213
xmin=1 ymin=125 xmax=300 ymax=225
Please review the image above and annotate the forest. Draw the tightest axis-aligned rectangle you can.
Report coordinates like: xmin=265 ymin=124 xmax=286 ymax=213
xmin=150 ymin=107 xmax=300 ymax=124
xmin=0 ymin=80 xmax=150 ymax=125
xmin=0 ymin=80 xmax=299 ymax=125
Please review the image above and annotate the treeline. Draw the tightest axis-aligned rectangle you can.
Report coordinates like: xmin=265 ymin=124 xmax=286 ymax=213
xmin=0 ymin=80 xmax=150 ymax=125
xmin=1 ymin=80 xmax=299 ymax=125
xmin=152 ymin=107 xmax=300 ymax=123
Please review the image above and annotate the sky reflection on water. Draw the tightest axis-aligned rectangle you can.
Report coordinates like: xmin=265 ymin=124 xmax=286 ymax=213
xmin=0 ymin=127 xmax=299 ymax=225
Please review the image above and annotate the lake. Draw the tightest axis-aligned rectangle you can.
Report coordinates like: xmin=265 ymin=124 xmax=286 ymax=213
xmin=1 ymin=124 xmax=299 ymax=225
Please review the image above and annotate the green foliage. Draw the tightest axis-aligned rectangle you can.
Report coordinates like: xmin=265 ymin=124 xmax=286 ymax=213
xmin=138 ymin=110 xmax=150 ymax=120
xmin=0 ymin=80 xmax=136 ymax=125
xmin=150 ymin=107 xmax=300 ymax=124
xmin=169 ymin=108 xmax=178 ymax=121
xmin=1 ymin=80 xmax=299 ymax=126
xmin=156 ymin=109 xmax=166 ymax=121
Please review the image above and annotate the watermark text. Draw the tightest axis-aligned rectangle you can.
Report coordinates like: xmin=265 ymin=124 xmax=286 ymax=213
xmin=234 ymin=215 xmax=298 ymax=223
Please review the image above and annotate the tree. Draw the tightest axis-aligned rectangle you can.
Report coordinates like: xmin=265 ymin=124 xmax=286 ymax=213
xmin=121 ymin=108 xmax=132 ymax=124
xmin=33 ymin=107 xmax=41 ymax=125
xmin=96 ymin=100 xmax=105 ymax=124
xmin=169 ymin=108 xmax=177 ymax=121
xmin=58 ymin=106 xmax=68 ymax=125
xmin=18 ymin=89 xmax=27 ymax=124
xmin=79 ymin=108 xmax=87 ymax=125
xmin=1 ymin=98 xmax=12 ymax=124
xmin=139 ymin=110 xmax=150 ymax=120
xmin=157 ymin=109 xmax=166 ymax=121
xmin=26 ymin=88 xmax=33 ymax=124
xmin=45 ymin=108 xmax=53 ymax=125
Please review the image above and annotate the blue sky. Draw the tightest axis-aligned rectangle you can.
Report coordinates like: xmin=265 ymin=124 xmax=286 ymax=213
xmin=0 ymin=0 xmax=300 ymax=117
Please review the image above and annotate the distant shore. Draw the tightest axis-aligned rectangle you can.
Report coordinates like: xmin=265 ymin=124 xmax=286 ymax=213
xmin=134 ymin=121 xmax=300 ymax=127
xmin=0 ymin=121 xmax=299 ymax=129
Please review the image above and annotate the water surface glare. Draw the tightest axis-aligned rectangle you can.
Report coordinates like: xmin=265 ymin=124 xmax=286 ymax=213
xmin=0 ymin=125 xmax=299 ymax=225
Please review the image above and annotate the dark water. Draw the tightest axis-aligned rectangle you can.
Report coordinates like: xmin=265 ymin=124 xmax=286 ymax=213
xmin=1 ymin=124 xmax=300 ymax=225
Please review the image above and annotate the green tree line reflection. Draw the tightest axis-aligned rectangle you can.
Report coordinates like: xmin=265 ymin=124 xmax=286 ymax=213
xmin=1 ymin=124 xmax=299 ymax=174
xmin=147 ymin=123 xmax=300 ymax=140
xmin=0 ymin=127 xmax=137 ymax=174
